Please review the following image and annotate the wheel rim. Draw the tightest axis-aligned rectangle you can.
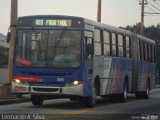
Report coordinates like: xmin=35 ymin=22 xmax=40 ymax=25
xmin=146 ymin=84 xmax=149 ymax=96
xmin=123 ymin=84 xmax=128 ymax=101
xmin=124 ymin=84 xmax=127 ymax=100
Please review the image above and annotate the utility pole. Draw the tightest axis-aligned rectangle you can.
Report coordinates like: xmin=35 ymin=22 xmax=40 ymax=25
xmin=8 ymin=0 xmax=18 ymax=83
xmin=141 ymin=0 xmax=144 ymax=36
xmin=97 ymin=0 xmax=101 ymax=22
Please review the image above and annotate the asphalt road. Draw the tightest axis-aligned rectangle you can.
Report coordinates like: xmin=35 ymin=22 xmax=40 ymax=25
xmin=0 ymin=88 xmax=160 ymax=120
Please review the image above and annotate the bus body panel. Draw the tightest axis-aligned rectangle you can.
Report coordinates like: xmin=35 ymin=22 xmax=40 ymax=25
xmin=12 ymin=67 xmax=84 ymax=96
xmin=83 ymin=58 xmax=94 ymax=97
xmin=93 ymin=56 xmax=132 ymax=95
xmin=104 ymin=57 xmax=132 ymax=95
xmin=12 ymin=82 xmax=83 ymax=96
xmin=137 ymin=61 xmax=156 ymax=91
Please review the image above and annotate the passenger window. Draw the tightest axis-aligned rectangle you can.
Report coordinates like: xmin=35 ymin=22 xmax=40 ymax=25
xmin=112 ymin=33 xmax=116 ymax=45
xmin=126 ymin=36 xmax=131 ymax=58
xmin=94 ymin=29 xmax=102 ymax=55
xmin=104 ymin=44 xmax=110 ymax=56
xmin=118 ymin=34 xmax=123 ymax=57
xmin=111 ymin=33 xmax=117 ymax=56
xmin=103 ymin=31 xmax=110 ymax=44
xmin=95 ymin=29 xmax=101 ymax=42
xmin=103 ymin=31 xmax=111 ymax=56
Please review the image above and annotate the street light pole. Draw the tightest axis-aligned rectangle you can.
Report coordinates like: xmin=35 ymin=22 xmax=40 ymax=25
xmin=140 ymin=0 xmax=144 ymax=36
xmin=97 ymin=0 xmax=101 ymax=22
xmin=8 ymin=0 xmax=18 ymax=83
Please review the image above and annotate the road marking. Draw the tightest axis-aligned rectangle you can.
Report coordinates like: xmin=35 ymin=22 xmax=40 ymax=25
xmin=46 ymin=108 xmax=92 ymax=120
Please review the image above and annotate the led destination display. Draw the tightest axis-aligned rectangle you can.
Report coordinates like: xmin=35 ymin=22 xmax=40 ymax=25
xmin=34 ymin=19 xmax=71 ymax=26
xmin=18 ymin=17 xmax=82 ymax=27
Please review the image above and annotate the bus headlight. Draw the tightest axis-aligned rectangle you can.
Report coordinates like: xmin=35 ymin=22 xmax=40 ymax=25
xmin=73 ymin=80 xmax=79 ymax=86
xmin=13 ymin=79 xmax=25 ymax=84
xmin=65 ymin=80 xmax=82 ymax=86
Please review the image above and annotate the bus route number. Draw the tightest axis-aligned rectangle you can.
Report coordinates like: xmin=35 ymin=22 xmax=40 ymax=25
xmin=57 ymin=78 xmax=64 ymax=82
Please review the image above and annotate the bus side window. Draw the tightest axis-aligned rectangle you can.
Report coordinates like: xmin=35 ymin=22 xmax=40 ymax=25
xmin=103 ymin=31 xmax=111 ymax=56
xmin=126 ymin=36 xmax=131 ymax=58
xmin=111 ymin=33 xmax=117 ymax=56
xmin=118 ymin=34 xmax=124 ymax=57
xmin=143 ymin=42 xmax=146 ymax=61
xmin=84 ymin=37 xmax=93 ymax=59
xmin=148 ymin=44 xmax=151 ymax=62
xmin=152 ymin=45 xmax=155 ymax=63
xmin=139 ymin=40 xmax=143 ymax=60
xmin=94 ymin=29 xmax=102 ymax=56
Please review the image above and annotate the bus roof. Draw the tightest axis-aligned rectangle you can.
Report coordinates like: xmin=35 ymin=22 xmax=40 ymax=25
xmin=137 ymin=34 xmax=155 ymax=44
xmin=18 ymin=15 xmax=155 ymax=44
xmin=18 ymin=15 xmax=131 ymax=36
xmin=83 ymin=18 xmax=131 ymax=36
xmin=18 ymin=15 xmax=83 ymax=20
xmin=83 ymin=18 xmax=155 ymax=44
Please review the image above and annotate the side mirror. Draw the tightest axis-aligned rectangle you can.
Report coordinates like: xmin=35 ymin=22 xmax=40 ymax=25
xmin=6 ymin=32 xmax=11 ymax=43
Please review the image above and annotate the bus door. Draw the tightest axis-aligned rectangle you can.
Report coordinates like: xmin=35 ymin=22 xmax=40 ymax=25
xmin=83 ymin=31 xmax=94 ymax=96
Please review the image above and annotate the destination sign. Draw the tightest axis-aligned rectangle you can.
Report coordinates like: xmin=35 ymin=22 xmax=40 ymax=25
xmin=34 ymin=19 xmax=72 ymax=26
xmin=18 ymin=17 xmax=82 ymax=27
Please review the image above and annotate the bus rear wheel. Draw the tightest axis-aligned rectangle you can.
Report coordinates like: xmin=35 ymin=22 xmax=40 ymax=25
xmin=135 ymin=81 xmax=149 ymax=99
xmin=119 ymin=81 xmax=128 ymax=102
xmin=143 ymin=82 xmax=150 ymax=99
xmin=31 ymin=94 xmax=43 ymax=106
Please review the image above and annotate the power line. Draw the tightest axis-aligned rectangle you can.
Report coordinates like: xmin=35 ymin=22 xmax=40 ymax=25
xmin=150 ymin=0 xmax=160 ymax=2
xmin=145 ymin=4 xmax=159 ymax=13
xmin=153 ymin=1 xmax=160 ymax=7
xmin=137 ymin=0 xmax=160 ymax=35
xmin=146 ymin=0 xmax=160 ymax=12
xmin=144 ymin=12 xmax=160 ymax=14
xmin=145 ymin=15 xmax=160 ymax=16
xmin=150 ymin=0 xmax=160 ymax=9
xmin=137 ymin=0 xmax=160 ymax=15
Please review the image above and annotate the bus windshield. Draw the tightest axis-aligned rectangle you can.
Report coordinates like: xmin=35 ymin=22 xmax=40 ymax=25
xmin=15 ymin=29 xmax=81 ymax=68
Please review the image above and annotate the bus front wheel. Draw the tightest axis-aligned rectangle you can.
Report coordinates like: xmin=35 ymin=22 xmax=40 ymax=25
xmin=84 ymin=85 xmax=96 ymax=107
xmin=31 ymin=94 xmax=43 ymax=106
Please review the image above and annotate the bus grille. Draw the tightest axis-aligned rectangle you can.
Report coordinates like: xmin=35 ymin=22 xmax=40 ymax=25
xmin=33 ymin=87 xmax=59 ymax=92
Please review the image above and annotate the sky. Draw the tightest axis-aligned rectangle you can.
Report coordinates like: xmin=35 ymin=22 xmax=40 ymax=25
xmin=0 ymin=0 xmax=160 ymax=34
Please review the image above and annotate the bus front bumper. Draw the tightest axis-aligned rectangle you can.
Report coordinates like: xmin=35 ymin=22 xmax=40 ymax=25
xmin=11 ymin=82 xmax=83 ymax=96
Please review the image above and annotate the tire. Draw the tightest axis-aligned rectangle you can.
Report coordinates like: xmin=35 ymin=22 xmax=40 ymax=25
xmin=135 ymin=81 xmax=149 ymax=99
xmin=119 ymin=81 xmax=128 ymax=102
xmin=143 ymin=82 xmax=149 ymax=99
xmin=85 ymin=84 xmax=96 ymax=107
xmin=31 ymin=95 xmax=43 ymax=106
xmin=70 ymin=98 xmax=82 ymax=101
xmin=70 ymin=98 xmax=77 ymax=101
